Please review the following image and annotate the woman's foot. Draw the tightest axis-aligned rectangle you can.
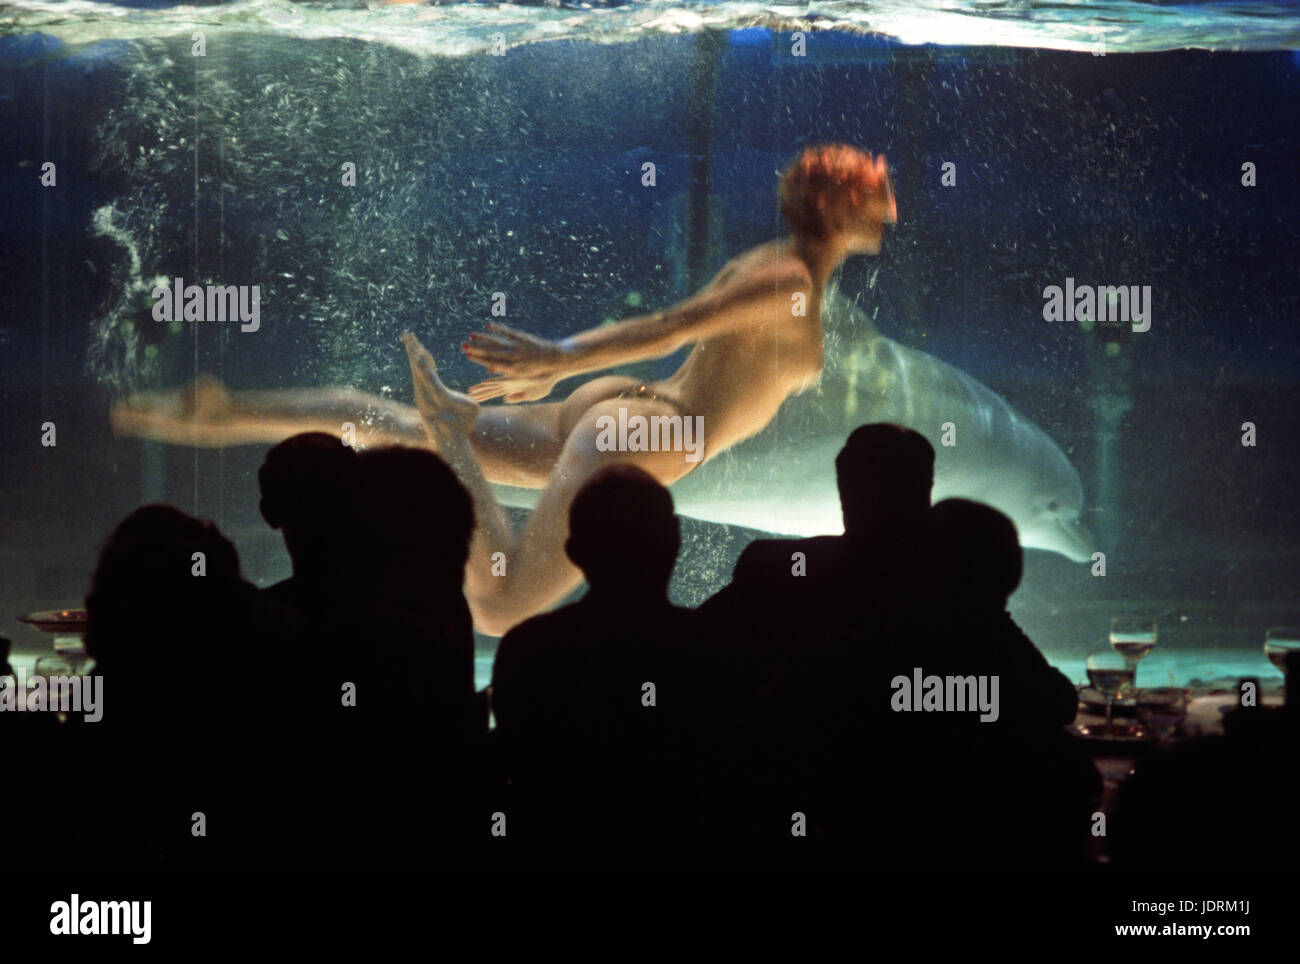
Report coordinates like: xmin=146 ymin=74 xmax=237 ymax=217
xmin=401 ymin=332 xmax=479 ymax=439
xmin=109 ymin=375 xmax=234 ymax=444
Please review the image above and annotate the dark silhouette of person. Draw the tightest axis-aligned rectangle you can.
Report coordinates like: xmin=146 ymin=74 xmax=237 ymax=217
xmin=288 ymin=444 xmax=480 ymax=871
xmin=349 ymin=445 xmax=478 ymax=738
xmin=929 ymin=498 xmax=1079 ymax=728
xmin=258 ymin=431 xmax=363 ymax=615
xmin=906 ymin=498 xmax=1099 ymax=871
xmin=491 ymin=464 xmax=738 ymax=871
xmin=701 ymin=422 xmax=936 ymax=648
xmin=77 ymin=504 xmax=294 ymax=872
xmin=697 ymin=423 xmax=938 ymax=868
xmin=270 ymin=443 xmax=478 ymax=743
xmin=62 ymin=445 xmax=481 ymax=874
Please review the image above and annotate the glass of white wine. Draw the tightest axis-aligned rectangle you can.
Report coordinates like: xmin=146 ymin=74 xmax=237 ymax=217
xmin=1110 ymin=614 xmax=1158 ymax=689
xmin=1086 ymin=651 xmax=1135 ymax=736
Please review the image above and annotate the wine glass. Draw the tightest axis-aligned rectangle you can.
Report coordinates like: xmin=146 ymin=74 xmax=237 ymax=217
xmin=16 ymin=610 xmax=90 ymax=675
xmin=1110 ymin=614 xmax=1157 ymax=689
xmin=34 ymin=655 xmax=74 ymax=675
xmin=1264 ymin=627 xmax=1300 ymax=702
xmin=1264 ymin=628 xmax=1300 ymax=673
xmin=1136 ymin=687 xmax=1186 ymax=741
xmin=50 ymin=623 xmax=90 ymax=676
xmin=1086 ymin=651 xmax=1134 ymax=736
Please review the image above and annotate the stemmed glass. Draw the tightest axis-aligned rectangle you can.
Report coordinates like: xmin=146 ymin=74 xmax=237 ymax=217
xmin=1264 ymin=627 xmax=1300 ymax=700
xmin=1086 ymin=651 xmax=1134 ymax=736
xmin=16 ymin=610 xmax=90 ymax=676
xmin=52 ymin=635 xmax=90 ymax=675
xmin=1136 ymin=688 xmax=1187 ymax=740
xmin=1110 ymin=614 xmax=1157 ymax=689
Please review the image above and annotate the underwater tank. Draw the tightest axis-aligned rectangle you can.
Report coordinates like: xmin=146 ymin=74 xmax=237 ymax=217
xmin=1 ymin=0 xmax=1298 ymax=697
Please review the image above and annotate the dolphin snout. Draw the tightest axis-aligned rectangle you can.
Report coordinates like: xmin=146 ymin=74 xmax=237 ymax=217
xmin=1053 ymin=516 xmax=1097 ymax=564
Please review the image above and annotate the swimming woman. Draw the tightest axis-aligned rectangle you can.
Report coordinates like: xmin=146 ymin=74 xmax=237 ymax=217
xmin=112 ymin=144 xmax=897 ymax=634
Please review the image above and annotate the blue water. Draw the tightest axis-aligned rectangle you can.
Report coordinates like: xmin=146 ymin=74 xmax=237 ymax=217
xmin=1 ymin=1 xmax=1297 ymax=688
xmin=5 ymin=1 xmax=1300 ymax=55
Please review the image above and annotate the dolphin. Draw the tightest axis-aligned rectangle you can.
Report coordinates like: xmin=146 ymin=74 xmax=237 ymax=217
xmin=493 ymin=285 xmax=1096 ymax=563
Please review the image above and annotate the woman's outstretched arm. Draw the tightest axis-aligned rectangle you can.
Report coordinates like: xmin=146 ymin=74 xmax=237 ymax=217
xmin=464 ymin=267 xmax=810 ymax=401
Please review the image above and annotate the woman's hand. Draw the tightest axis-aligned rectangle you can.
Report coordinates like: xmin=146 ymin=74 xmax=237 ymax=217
xmin=466 ymin=372 xmax=561 ymax=404
xmin=462 ymin=322 xmax=570 ymax=379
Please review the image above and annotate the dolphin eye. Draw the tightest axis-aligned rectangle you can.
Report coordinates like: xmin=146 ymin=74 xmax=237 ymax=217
xmin=1047 ymin=499 xmax=1060 ymax=513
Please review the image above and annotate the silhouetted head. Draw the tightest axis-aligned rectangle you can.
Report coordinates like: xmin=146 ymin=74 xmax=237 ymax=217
xmin=835 ymin=423 xmax=935 ymax=537
xmin=85 ymin=504 xmax=248 ymax=674
xmin=565 ymin=465 xmax=680 ymax=599
xmin=779 ymin=144 xmax=896 ymax=254
xmin=931 ymin=498 xmax=1022 ymax=612
xmin=259 ymin=432 xmax=361 ymax=572
xmin=356 ymin=446 xmax=474 ymax=578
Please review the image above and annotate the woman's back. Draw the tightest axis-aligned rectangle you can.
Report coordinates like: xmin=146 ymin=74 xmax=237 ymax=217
xmin=665 ymin=239 xmax=823 ymax=453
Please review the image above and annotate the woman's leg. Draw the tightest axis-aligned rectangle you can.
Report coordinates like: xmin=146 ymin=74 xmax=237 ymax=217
xmin=402 ymin=333 xmax=699 ymax=636
xmin=110 ymin=375 xmax=429 ymax=449
xmin=110 ymin=372 xmax=577 ymax=488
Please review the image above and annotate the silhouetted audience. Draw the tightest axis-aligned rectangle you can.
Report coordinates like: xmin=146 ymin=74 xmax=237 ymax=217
xmin=697 ymin=424 xmax=938 ymax=868
xmin=255 ymin=434 xmax=479 ymax=745
xmin=258 ymin=431 xmax=363 ymax=615
xmin=64 ymin=440 xmax=484 ymax=873
xmin=77 ymin=504 xmax=295 ymax=871
xmin=491 ymin=465 xmax=740 ymax=871
xmin=351 ymin=445 xmax=478 ymax=741
xmin=702 ymin=423 xmax=936 ymax=645
xmin=904 ymin=498 xmax=1101 ymax=871
xmin=929 ymin=498 xmax=1079 ymax=729
xmin=281 ymin=443 xmax=481 ymax=870
xmin=697 ymin=428 xmax=1099 ymax=871
xmin=24 ymin=419 xmax=1286 ymax=876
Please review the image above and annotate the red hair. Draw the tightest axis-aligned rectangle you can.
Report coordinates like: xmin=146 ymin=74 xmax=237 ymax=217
xmin=778 ymin=144 xmax=895 ymax=238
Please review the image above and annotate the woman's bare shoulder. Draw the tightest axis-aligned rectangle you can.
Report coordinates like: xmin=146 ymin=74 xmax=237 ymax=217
xmin=713 ymin=239 xmax=812 ymax=290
